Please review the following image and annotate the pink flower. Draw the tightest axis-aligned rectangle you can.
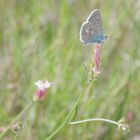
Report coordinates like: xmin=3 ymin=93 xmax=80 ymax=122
xmin=92 ymin=44 xmax=102 ymax=75
xmin=33 ymin=80 xmax=52 ymax=101
xmin=0 ymin=127 xmax=5 ymax=132
xmin=126 ymin=111 xmax=136 ymax=123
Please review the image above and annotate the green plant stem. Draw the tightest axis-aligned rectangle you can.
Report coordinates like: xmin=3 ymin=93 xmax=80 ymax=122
xmin=46 ymin=83 xmax=93 ymax=140
xmin=0 ymin=102 xmax=34 ymax=139
xmin=13 ymin=133 xmax=17 ymax=140
xmin=69 ymin=118 xmax=119 ymax=126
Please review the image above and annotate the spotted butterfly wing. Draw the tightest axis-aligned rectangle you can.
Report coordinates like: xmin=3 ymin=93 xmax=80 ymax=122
xmin=87 ymin=9 xmax=103 ymax=36
xmin=80 ymin=9 xmax=105 ymax=46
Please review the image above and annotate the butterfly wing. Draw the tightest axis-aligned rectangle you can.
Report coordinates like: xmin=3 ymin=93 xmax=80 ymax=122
xmin=80 ymin=9 xmax=104 ymax=45
xmin=87 ymin=9 xmax=103 ymax=36
xmin=80 ymin=22 xmax=98 ymax=45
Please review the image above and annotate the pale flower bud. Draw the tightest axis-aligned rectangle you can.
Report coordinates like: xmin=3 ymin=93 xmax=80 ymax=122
xmin=33 ymin=80 xmax=52 ymax=101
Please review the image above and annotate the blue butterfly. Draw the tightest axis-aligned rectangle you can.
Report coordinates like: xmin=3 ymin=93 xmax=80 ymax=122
xmin=80 ymin=9 xmax=107 ymax=46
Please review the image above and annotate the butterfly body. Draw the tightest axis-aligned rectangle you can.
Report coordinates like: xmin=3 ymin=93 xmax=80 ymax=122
xmin=80 ymin=9 xmax=106 ymax=46
xmin=84 ymin=34 xmax=106 ymax=45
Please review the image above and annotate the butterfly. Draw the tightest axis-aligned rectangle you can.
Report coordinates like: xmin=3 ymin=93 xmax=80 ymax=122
xmin=80 ymin=9 xmax=107 ymax=46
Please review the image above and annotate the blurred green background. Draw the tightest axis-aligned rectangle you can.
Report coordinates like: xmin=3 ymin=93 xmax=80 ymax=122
xmin=0 ymin=0 xmax=140 ymax=140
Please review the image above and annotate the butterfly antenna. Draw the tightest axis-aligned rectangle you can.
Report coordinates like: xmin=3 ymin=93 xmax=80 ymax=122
xmin=108 ymin=36 xmax=120 ymax=41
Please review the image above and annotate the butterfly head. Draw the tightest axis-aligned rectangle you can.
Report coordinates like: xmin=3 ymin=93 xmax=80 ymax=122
xmin=102 ymin=34 xmax=107 ymax=43
xmin=104 ymin=35 xmax=107 ymax=40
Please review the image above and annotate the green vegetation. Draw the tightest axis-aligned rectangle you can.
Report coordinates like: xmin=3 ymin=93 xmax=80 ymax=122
xmin=0 ymin=0 xmax=140 ymax=139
